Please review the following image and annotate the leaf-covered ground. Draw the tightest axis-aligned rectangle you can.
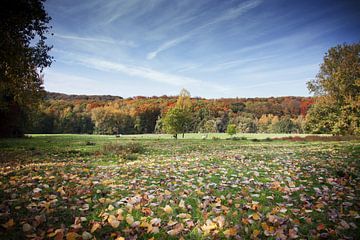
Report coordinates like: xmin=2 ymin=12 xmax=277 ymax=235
xmin=0 ymin=135 xmax=359 ymax=239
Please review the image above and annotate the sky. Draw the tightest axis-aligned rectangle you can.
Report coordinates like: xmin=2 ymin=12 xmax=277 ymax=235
xmin=43 ymin=0 xmax=360 ymax=98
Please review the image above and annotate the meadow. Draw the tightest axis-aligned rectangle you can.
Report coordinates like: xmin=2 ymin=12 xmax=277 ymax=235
xmin=0 ymin=134 xmax=359 ymax=239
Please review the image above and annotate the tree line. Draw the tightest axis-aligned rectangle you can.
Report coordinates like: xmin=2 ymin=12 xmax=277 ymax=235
xmin=25 ymin=92 xmax=314 ymax=135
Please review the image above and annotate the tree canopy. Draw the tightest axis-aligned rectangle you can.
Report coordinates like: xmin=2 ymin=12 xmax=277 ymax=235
xmin=163 ymin=89 xmax=193 ymax=138
xmin=306 ymin=43 xmax=360 ymax=135
xmin=0 ymin=0 xmax=52 ymax=137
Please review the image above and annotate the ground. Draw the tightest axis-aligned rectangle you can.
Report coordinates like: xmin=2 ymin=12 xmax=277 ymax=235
xmin=0 ymin=134 xmax=359 ymax=239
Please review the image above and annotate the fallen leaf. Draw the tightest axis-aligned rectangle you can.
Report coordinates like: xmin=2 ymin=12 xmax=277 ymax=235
xmin=167 ymin=223 xmax=184 ymax=236
xmin=108 ymin=215 xmax=120 ymax=228
xmin=22 ymin=223 xmax=32 ymax=232
xmin=82 ymin=231 xmax=93 ymax=240
xmin=90 ymin=222 xmax=101 ymax=233
xmin=66 ymin=232 xmax=80 ymax=240
xmin=126 ymin=214 xmax=134 ymax=225
xmin=163 ymin=205 xmax=173 ymax=214
xmin=223 ymin=227 xmax=237 ymax=237
xmin=2 ymin=219 xmax=15 ymax=229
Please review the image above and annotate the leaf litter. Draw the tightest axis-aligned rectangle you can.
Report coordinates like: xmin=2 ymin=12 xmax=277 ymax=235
xmin=0 ymin=138 xmax=359 ymax=239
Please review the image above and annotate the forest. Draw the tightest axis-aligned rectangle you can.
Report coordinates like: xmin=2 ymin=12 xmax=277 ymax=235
xmin=26 ymin=92 xmax=314 ymax=135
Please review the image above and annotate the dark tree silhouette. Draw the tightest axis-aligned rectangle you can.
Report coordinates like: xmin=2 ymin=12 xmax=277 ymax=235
xmin=0 ymin=0 xmax=53 ymax=137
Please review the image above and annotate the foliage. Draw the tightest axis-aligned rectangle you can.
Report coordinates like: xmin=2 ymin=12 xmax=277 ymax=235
xmin=163 ymin=89 xmax=193 ymax=138
xmin=305 ymin=97 xmax=339 ymax=134
xmin=0 ymin=0 xmax=52 ymax=137
xmin=175 ymin=88 xmax=191 ymax=110
xmin=91 ymin=106 xmax=134 ymax=134
xmin=306 ymin=43 xmax=360 ymax=135
xmin=163 ymin=107 xmax=192 ymax=138
xmin=26 ymin=92 xmax=314 ymax=135
xmin=200 ymin=119 xmax=218 ymax=133
xmin=271 ymin=117 xmax=297 ymax=133
xmin=226 ymin=124 xmax=236 ymax=136
xmin=0 ymin=135 xmax=359 ymax=239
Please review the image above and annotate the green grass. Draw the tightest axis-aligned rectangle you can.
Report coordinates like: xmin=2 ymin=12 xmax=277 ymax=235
xmin=28 ymin=132 xmax=327 ymax=140
xmin=0 ymin=134 xmax=358 ymax=239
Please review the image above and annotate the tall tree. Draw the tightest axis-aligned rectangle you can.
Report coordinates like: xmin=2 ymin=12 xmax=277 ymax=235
xmin=306 ymin=43 xmax=360 ymax=135
xmin=163 ymin=89 xmax=192 ymax=138
xmin=0 ymin=0 xmax=52 ymax=137
xmin=176 ymin=88 xmax=191 ymax=110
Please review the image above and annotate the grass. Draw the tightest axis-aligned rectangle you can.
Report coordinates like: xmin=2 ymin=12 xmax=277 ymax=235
xmin=0 ymin=134 xmax=359 ymax=239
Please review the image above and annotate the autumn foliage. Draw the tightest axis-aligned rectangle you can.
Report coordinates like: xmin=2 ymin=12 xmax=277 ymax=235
xmin=26 ymin=92 xmax=313 ymax=135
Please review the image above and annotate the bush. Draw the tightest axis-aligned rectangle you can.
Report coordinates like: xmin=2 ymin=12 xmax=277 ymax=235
xmin=273 ymin=135 xmax=360 ymax=142
xmin=226 ymin=124 xmax=237 ymax=136
xmin=102 ymin=142 xmax=145 ymax=158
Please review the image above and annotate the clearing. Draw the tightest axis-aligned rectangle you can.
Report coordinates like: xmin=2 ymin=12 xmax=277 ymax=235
xmin=0 ymin=134 xmax=359 ymax=239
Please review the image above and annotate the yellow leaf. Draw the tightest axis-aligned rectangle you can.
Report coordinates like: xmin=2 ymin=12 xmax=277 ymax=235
xmin=126 ymin=214 xmax=134 ymax=225
xmin=252 ymin=213 xmax=261 ymax=221
xmin=177 ymin=213 xmax=191 ymax=219
xmin=201 ymin=220 xmax=217 ymax=235
xmin=163 ymin=205 xmax=173 ymax=214
xmin=179 ymin=199 xmax=185 ymax=209
xmin=213 ymin=215 xmax=225 ymax=229
xmin=108 ymin=215 xmax=120 ymax=228
xmin=252 ymin=229 xmax=260 ymax=238
xmin=90 ymin=222 xmax=101 ymax=233
xmin=223 ymin=227 xmax=237 ymax=237
xmin=115 ymin=237 xmax=125 ymax=240
xmin=47 ymin=229 xmax=63 ymax=238
xmin=66 ymin=232 xmax=80 ymax=240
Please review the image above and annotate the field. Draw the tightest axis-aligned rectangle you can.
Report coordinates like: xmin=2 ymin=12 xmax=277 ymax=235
xmin=0 ymin=134 xmax=359 ymax=239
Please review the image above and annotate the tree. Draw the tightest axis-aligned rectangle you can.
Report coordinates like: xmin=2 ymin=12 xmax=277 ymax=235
xmin=91 ymin=106 xmax=134 ymax=134
xmin=0 ymin=0 xmax=53 ymax=137
xmin=229 ymin=102 xmax=245 ymax=113
xmin=271 ymin=117 xmax=296 ymax=133
xmin=306 ymin=43 xmax=360 ymax=135
xmin=163 ymin=107 xmax=192 ymax=138
xmin=176 ymin=88 xmax=191 ymax=110
xmin=226 ymin=124 xmax=236 ymax=136
xmin=163 ymin=89 xmax=192 ymax=138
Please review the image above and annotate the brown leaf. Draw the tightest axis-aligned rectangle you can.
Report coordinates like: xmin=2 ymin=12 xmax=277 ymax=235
xmin=223 ymin=227 xmax=237 ymax=237
xmin=1 ymin=219 xmax=15 ymax=229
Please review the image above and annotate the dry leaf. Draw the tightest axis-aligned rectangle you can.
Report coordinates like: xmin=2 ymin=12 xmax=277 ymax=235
xmin=126 ymin=214 xmax=134 ymax=225
xmin=163 ymin=205 xmax=173 ymax=214
xmin=223 ymin=227 xmax=237 ymax=237
xmin=108 ymin=215 xmax=120 ymax=228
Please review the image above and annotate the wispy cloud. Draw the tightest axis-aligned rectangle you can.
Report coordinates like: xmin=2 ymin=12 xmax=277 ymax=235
xmin=204 ymin=0 xmax=262 ymax=26
xmin=66 ymin=54 xmax=228 ymax=92
xmin=147 ymin=0 xmax=263 ymax=59
xmin=54 ymin=33 xmax=136 ymax=47
xmin=147 ymin=35 xmax=190 ymax=60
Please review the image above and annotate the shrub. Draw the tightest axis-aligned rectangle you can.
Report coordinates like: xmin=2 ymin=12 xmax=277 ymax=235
xmin=226 ymin=124 xmax=237 ymax=136
xmin=102 ymin=142 xmax=145 ymax=158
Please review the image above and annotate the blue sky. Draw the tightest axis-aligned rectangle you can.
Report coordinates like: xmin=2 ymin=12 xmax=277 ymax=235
xmin=43 ymin=0 xmax=360 ymax=98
